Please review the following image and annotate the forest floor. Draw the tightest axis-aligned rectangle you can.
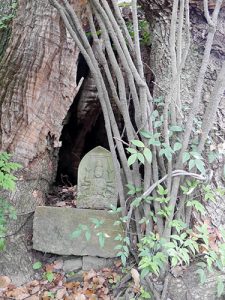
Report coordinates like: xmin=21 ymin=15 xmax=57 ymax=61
xmin=0 ymin=261 xmax=124 ymax=299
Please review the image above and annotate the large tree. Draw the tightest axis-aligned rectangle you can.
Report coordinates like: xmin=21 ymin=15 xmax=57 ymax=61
xmin=0 ymin=0 xmax=81 ymax=285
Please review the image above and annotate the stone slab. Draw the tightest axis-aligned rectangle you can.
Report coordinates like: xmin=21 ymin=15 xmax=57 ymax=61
xmin=77 ymin=146 xmax=118 ymax=209
xmin=82 ymin=256 xmax=114 ymax=271
xmin=33 ymin=206 xmax=123 ymax=258
xmin=63 ymin=258 xmax=82 ymax=273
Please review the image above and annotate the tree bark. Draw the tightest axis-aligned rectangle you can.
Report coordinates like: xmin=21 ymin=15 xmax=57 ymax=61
xmin=0 ymin=0 xmax=83 ymax=285
xmin=145 ymin=2 xmax=225 ymax=299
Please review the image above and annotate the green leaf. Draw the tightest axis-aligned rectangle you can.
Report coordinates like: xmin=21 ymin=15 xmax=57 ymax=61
xmin=188 ymin=159 xmax=195 ymax=170
xmin=157 ymin=184 xmax=167 ymax=196
xmin=217 ymin=278 xmax=224 ymax=297
xmin=140 ymin=268 xmax=149 ymax=278
xmin=195 ymin=268 xmax=207 ymax=284
xmin=131 ymin=196 xmax=142 ymax=207
xmin=171 ymin=256 xmax=178 ymax=267
xmin=195 ymin=159 xmax=205 ymax=174
xmin=154 ymin=120 xmax=162 ymax=128
xmin=126 ymin=147 xmax=137 ymax=154
xmin=114 ymin=234 xmax=123 ymax=241
xmin=45 ymin=271 xmax=54 ymax=283
xmin=33 ymin=261 xmax=42 ymax=270
xmin=137 ymin=153 xmax=145 ymax=164
xmin=140 ymin=130 xmax=152 ymax=138
xmin=131 ymin=140 xmax=145 ymax=148
xmin=98 ymin=232 xmax=105 ymax=248
xmin=208 ymin=152 xmax=217 ymax=163
xmin=121 ymin=253 xmax=127 ymax=266
xmin=71 ymin=229 xmax=82 ymax=238
xmin=114 ymin=220 xmax=121 ymax=226
xmin=196 ymin=262 xmax=206 ymax=269
xmin=85 ymin=230 xmax=91 ymax=241
xmin=143 ymin=147 xmax=152 ymax=163
xmin=190 ymin=151 xmax=202 ymax=159
xmin=91 ymin=218 xmax=104 ymax=228
xmin=183 ymin=152 xmax=190 ymax=163
xmin=128 ymin=153 xmax=138 ymax=166
xmin=149 ymin=138 xmax=161 ymax=146
xmin=0 ymin=238 xmax=5 ymax=251
xmin=114 ymin=244 xmax=123 ymax=250
xmin=11 ymin=2 xmax=17 ymax=9
xmin=164 ymin=148 xmax=173 ymax=161
xmin=173 ymin=142 xmax=182 ymax=152
xmin=186 ymin=200 xmax=205 ymax=214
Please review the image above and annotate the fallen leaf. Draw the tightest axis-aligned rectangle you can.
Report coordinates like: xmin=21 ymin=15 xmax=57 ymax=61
xmin=6 ymin=287 xmax=30 ymax=300
xmin=74 ymin=293 xmax=86 ymax=300
xmin=103 ymin=287 xmax=109 ymax=294
xmin=64 ymin=281 xmax=80 ymax=289
xmin=84 ymin=270 xmax=97 ymax=281
xmin=7 ymin=283 xmax=17 ymax=291
xmin=45 ymin=264 xmax=54 ymax=272
xmin=88 ymin=295 xmax=98 ymax=300
xmin=114 ymin=260 xmax=122 ymax=268
xmin=131 ymin=268 xmax=140 ymax=291
xmin=0 ymin=276 xmax=11 ymax=288
xmin=53 ymin=260 xmax=64 ymax=270
xmin=30 ymin=285 xmax=40 ymax=295
xmin=84 ymin=289 xmax=96 ymax=296
xmin=56 ymin=287 xmax=67 ymax=299
xmin=25 ymin=296 xmax=40 ymax=300
xmin=29 ymin=280 xmax=40 ymax=287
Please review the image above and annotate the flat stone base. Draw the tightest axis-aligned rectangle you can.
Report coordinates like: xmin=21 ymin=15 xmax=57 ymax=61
xmin=82 ymin=256 xmax=114 ymax=271
xmin=33 ymin=206 xmax=123 ymax=258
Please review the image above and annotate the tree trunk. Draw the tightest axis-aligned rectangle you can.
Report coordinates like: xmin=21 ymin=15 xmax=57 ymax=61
xmin=0 ymin=0 xmax=83 ymax=285
xmin=149 ymin=4 xmax=225 ymax=226
xmin=146 ymin=3 xmax=225 ymax=299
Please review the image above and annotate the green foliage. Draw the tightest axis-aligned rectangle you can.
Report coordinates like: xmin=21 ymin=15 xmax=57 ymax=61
xmin=43 ymin=271 xmax=54 ymax=283
xmin=138 ymin=233 xmax=166 ymax=277
xmin=0 ymin=2 xmax=17 ymax=29
xmin=0 ymin=152 xmax=21 ymax=190
xmin=195 ymin=267 xmax=207 ymax=284
xmin=139 ymin=287 xmax=152 ymax=299
xmin=182 ymin=150 xmax=206 ymax=174
xmin=159 ymin=143 xmax=174 ymax=162
xmin=46 ymin=292 xmax=55 ymax=299
xmin=126 ymin=19 xmax=151 ymax=46
xmin=32 ymin=261 xmax=43 ymax=270
xmin=186 ymin=200 xmax=206 ymax=214
xmin=127 ymin=139 xmax=153 ymax=166
xmin=115 ymin=235 xmax=130 ymax=266
xmin=71 ymin=218 xmax=111 ymax=249
xmin=0 ymin=152 xmax=21 ymax=251
xmin=217 ymin=277 xmax=225 ymax=297
xmin=71 ymin=223 xmax=91 ymax=241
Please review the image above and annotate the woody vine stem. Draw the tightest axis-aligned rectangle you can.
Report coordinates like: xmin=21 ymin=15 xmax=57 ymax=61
xmin=50 ymin=0 xmax=225 ymax=298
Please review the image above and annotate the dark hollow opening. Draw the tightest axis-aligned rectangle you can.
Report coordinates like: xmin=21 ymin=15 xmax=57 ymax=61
xmin=55 ymin=56 xmax=109 ymax=186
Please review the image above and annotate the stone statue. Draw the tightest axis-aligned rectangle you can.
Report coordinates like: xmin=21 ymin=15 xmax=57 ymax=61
xmin=77 ymin=146 xmax=118 ymax=209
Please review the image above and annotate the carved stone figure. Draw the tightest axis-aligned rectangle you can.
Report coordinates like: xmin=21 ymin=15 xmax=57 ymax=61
xmin=77 ymin=146 xmax=118 ymax=209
